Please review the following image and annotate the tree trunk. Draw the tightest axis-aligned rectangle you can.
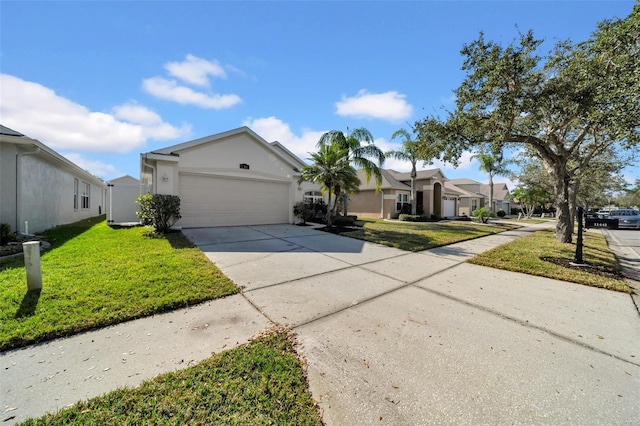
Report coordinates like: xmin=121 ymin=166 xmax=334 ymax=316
xmin=551 ymin=163 xmax=573 ymax=243
xmin=342 ymin=193 xmax=348 ymax=217
xmin=411 ymin=177 xmax=417 ymax=215
xmin=489 ymin=172 xmax=494 ymax=214
xmin=569 ymin=180 xmax=580 ymax=229
xmin=326 ymin=190 xmax=334 ymax=227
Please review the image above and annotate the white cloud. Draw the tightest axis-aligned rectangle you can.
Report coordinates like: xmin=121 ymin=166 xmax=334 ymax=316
xmin=112 ymin=102 xmax=192 ymax=140
xmin=242 ymin=116 xmax=326 ymax=162
xmin=165 ymin=54 xmax=226 ymax=86
xmin=335 ymin=90 xmax=413 ymax=122
xmin=143 ymin=77 xmax=242 ymax=109
xmin=63 ymin=153 xmax=120 ymax=180
xmin=0 ymin=74 xmax=189 ymax=153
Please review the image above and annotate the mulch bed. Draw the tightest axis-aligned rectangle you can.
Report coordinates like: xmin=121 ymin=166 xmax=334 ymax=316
xmin=541 ymin=256 xmax=625 ymax=280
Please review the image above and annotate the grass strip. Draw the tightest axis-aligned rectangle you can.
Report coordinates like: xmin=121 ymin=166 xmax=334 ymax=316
xmin=468 ymin=229 xmax=630 ymax=293
xmin=19 ymin=331 xmax=322 ymax=426
xmin=338 ymin=218 xmax=519 ymax=252
xmin=1 ymin=216 xmax=238 ymax=351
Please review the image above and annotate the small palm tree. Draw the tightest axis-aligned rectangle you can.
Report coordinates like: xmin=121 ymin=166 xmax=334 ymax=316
xmin=317 ymin=128 xmax=384 ymax=216
xmin=386 ymin=128 xmax=422 ymax=215
xmin=472 ymin=150 xmax=512 ymax=214
xmin=299 ymin=143 xmax=360 ymax=227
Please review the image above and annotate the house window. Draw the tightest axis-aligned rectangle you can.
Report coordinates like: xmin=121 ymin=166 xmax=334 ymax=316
xmin=396 ymin=193 xmax=409 ymax=212
xmin=304 ymin=191 xmax=323 ymax=204
xmin=73 ymin=178 xmax=79 ymax=210
xmin=471 ymin=199 xmax=478 ymax=212
xmin=81 ymin=181 xmax=90 ymax=209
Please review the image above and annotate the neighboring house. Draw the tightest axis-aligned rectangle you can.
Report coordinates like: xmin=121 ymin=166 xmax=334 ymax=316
xmin=0 ymin=125 xmax=106 ymax=234
xmin=106 ymin=175 xmax=141 ymax=225
xmin=140 ymin=126 xmax=321 ymax=228
xmin=447 ymin=178 xmax=510 ymax=216
xmin=348 ymin=168 xmax=459 ymax=219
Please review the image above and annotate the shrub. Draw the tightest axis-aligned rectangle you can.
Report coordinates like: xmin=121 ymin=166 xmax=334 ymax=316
xmin=332 ymin=216 xmax=356 ymax=226
xmin=293 ymin=202 xmax=313 ymax=224
xmin=399 ymin=214 xmax=430 ymax=222
xmin=431 ymin=213 xmax=440 ymax=220
xmin=471 ymin=207 xmax=492 ymax=223
xmin=496 ymin=210 xmax=506 ymax=217
xmin=0 ymin=223 xmax=13 ymax=245
xmin=136 ymin=194 xmax=182 ymax=234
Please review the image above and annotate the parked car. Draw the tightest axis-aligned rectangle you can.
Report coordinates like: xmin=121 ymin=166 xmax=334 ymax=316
xmin=596 ymin=209 xmax=611 ymax=218
xmin=607 ymin=209 xmax=640 ymax=229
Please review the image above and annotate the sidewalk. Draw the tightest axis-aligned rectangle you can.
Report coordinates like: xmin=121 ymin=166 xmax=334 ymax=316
xmin=2 ymin=220 xmax=639 ymax=425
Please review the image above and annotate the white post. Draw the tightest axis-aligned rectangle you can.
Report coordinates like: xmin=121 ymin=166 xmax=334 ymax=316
xmin=24 ymin=221 xmax=29 ymax=235
xmin=23 ymin=241 xmax=42 ymax=291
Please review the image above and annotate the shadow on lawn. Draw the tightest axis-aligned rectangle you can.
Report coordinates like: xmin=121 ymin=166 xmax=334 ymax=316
xmin=15 ymin=289 xmax=41 ymax=318
xmin=42 ymin=215 xmax=106 ymax=249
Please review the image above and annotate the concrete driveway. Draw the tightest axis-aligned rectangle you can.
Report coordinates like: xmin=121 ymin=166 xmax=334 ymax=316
xmin=185 ymin=224 xmax=640 ymax=425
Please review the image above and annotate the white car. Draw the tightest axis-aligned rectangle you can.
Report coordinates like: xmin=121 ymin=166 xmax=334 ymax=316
xmin=607 ymin=209 xmax=640 ymax=229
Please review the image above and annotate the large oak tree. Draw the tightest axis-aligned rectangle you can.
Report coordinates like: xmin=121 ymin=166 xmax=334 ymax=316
xmin=416 ymin=6 xmax=639 ymax=242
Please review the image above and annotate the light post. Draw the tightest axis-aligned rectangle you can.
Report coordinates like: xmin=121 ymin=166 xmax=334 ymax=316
xmin=571 ymin=207 xmax=586 ymax=266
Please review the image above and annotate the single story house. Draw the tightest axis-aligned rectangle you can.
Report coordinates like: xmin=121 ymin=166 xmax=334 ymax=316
xmin=0 ymin=124 xmax=106 ymax=234
xmin=348 ymin=168 xmax=460 ymax=219
xmin=106 ymin=175 xmax=142 ymax=224
xmin=140 ymin=126 xmax=321 ymax=228
xmin=447 ymin=178 xmax=510 ymax=215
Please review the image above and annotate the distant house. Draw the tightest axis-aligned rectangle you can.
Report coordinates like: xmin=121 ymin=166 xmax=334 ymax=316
xmin=0 ymin=125 xmax=106 ymax=234
xmin=348 ymin=168 xmax=460 ymax=219
xmin=140 ymin=126 xmax=322 ymax=228
xmin=446 ymin=178 xmax=510 ymax=215
xmin=106 ymin=175 xmax=141 ymax=225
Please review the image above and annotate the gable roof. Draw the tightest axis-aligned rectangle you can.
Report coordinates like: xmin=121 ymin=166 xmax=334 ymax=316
xmin=0 ymin=124 xmax=106 ymax=188
xmin=448 ymin=178 xmax=481 ymax=186
xmin=356 ymin=169 xmax=410 ymax=191
xmin=147 ymin=126 xmax=303 ymax=171
xmin=389 ymin=168 xmax=448 ymax=181
xmin=479 ymin=183 xmax=510 ymax=200
xmin=444 ymin=181 xmax=486 ymax=198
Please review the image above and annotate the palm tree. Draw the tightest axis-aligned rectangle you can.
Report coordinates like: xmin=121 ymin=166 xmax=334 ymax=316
xmin=386 ymin=128 xmax=422 ymax=215
xmin=316 ymin=128 xmax=385 ymax=216
xmin=299 ymin=143 xmax=360 ymax=227
xmin=472 ymin=150 xmax=512 ymax=214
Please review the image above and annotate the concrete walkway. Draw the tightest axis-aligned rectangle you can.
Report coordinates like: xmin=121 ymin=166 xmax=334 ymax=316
xmin=2 ymin=221 xmax=639 ymax=425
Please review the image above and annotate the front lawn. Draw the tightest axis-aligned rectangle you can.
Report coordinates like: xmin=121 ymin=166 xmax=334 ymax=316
xmin=337 ymin=218 xmax=519 ymax=251
xmin=20 ymin=331 xmax=322 ymax=426
xmin=468 ymin=229 xmax=630 ymax=293
xmin=0 ymin=216 xmax=238 ymax=351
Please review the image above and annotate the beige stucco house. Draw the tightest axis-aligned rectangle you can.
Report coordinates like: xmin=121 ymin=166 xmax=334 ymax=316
xmin=0 ymin=125 xmax=106 ymax=234
xmin=140 ymin=126 xmax=320 ymax=228
xmin=446 ymin=178 xmax=510 ymax=216
xmin=348 ymin=168 xmax=460 ymax=219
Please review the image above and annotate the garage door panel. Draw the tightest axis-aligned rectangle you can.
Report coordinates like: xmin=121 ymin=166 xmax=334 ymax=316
xmin=179 ymin=174 xmax=290 ymax=227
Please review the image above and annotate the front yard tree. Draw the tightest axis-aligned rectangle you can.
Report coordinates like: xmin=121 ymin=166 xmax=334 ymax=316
xmin=418 ymin=6 xmax=640 ymax=243
xmin=299 ymin=143 xmax=360 ymax=227
xmin=317 ymin=127 xmax=385 ymax=216
xmin=386 ymin=128 xmax=422 ymax=215
xmin=471 ymin=149 xmax=511 ymax=215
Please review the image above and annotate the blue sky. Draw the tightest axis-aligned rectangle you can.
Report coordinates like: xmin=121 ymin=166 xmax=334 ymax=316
xmin=1 ymin=1 xmax=637 ymax=188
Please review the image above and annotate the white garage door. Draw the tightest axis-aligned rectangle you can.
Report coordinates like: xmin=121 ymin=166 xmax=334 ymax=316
xmin=179 ymin=174 xmax=290 ymax=227
xmin=444 ymin=199 xmax=456 ymax=217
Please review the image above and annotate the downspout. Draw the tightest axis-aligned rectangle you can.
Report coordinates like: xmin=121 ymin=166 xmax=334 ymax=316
xmin=141 ymin=154 xmax=156 ymax=194
xmin=16 ymin=146 xmax=41 ymax=234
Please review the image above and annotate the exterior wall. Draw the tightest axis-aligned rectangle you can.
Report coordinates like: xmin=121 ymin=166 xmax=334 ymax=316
xmin=0 ymin=142 xmax=18 ymax=230
xmin=18 ymin=153 xmax=104 ymax=233
xmin=349 ymin=190 xmax=384 ymax=218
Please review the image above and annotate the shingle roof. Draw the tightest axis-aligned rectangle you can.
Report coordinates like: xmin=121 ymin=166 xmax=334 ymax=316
xmin=390 ymin=168 xmax=445 ymax=181
xmin=0 ymin=124 xmax=25 ymax=137
xmin=356 ymin=169 xmax=410 ymax=191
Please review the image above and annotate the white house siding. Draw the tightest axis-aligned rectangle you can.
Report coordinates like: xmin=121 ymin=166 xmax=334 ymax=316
xmin=17 ymin=154 xmax=104 ymax=233
xmin=142 ymin=127 xmax=306 ymax=228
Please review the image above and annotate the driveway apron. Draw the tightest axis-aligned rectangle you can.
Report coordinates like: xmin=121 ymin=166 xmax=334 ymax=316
xmin=185 ymin=223 xmax=640 ymax=425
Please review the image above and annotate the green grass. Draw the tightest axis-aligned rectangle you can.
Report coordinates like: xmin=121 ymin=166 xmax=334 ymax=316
xmin=0 ymin=216 xmax=238 ymax=351
xmin=468 ymin=229 xmax=630 ymax=293
xmin=499 ymin=217 xmax=549 ymax=224
xmin=19 ymin=331 xmax=322 ymax=426
xmin=339 ymin=218 xmax=519 ymax=251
